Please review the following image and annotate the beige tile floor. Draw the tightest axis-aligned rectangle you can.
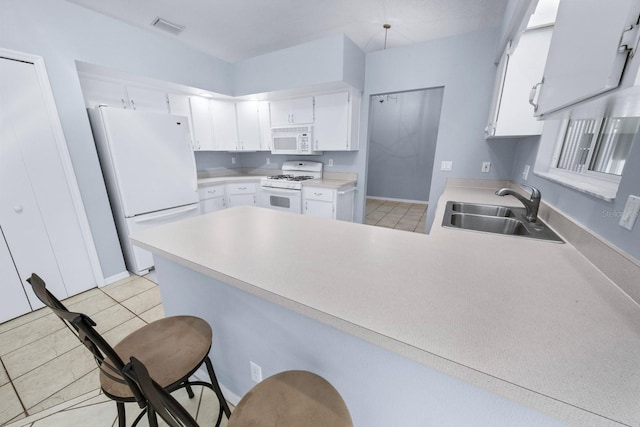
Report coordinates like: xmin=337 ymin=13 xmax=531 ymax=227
xmin=365 ymin=197 xmax=428 ymax=233
xmin=0 ymin=273 xmax=229 ymax=427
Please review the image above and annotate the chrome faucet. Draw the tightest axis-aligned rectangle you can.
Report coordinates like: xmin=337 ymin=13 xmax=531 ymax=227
xmin=495 ymin=185 xmax=541 ymax=222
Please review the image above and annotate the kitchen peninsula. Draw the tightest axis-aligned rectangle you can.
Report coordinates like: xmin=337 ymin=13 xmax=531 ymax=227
xmin=130 ymin=184 xmax=640 ymax=427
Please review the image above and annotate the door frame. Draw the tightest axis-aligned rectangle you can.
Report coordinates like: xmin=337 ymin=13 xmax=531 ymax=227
xmin=0 ymin=47 xmax=105 ymax=286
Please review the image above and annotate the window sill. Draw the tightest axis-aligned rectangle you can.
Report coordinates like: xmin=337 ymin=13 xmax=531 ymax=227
xmin=534 ymin=170 xmax=617 ymax=202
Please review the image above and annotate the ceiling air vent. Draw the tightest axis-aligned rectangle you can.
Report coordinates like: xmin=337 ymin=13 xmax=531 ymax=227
xmin=151 ymin=17 xmax=185 ymax=35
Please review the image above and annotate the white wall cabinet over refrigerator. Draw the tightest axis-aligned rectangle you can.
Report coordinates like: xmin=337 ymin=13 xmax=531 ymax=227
xmin=486 ymin=26 xmax=553 ymax=138
xmin=303 ymin=186 xmax=355 ymax=221
xmin=79 ymin=77 xmax=169 ymax=113
xmin=531 ymin=0 xmax=640 ymax=117
xmin=269 ymin=97 xmax=314 ymax=126
xmin=314 ymin=90 xmax=361 ymax=150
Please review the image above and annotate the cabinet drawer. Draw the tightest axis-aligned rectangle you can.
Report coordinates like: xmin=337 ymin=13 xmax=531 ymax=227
xmin=226 ymin=182 xmax=257 ymax=195
xmin=198 ymin=184 xmax=225 ymax=200
xmin=303 ymin=187 xmax=334 ymax=202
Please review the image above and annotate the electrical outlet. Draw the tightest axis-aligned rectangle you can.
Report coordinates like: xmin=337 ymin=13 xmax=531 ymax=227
xmin=522 ymin=164 xmax=530 ymax=181
xmin=481 ymin=162 xmax=491 ymax=173
xmin=328 ymin=159 xmax=334 ymax=167
xmin=619 ymin=195 xmax=640 ymax=231
xmin=440 ymin=161 xmax=452 ymax=171
xmin=231 ymin=156 xmax=236 ymax=165
xmin=250 ymin=361 xmax=262 ymax=383
xmin=266 ymin=157 xmax=270 ymax=165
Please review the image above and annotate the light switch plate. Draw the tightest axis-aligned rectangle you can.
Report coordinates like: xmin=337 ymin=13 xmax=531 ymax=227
xmin=441 ymin=161 xmax=452 ymax=171
xmin=619 ymin=195 xmax=640 ymax=231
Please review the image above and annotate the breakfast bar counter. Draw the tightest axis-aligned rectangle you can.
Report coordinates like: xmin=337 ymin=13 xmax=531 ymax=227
xmin=130 ymin=186 xmax=640 ymax=427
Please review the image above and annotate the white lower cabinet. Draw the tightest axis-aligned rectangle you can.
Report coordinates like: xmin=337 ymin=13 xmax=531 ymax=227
xmin=226 ymin=183 xmax=257 ymax=207
xmin=303 ymin=186 xmax=355 ymax=221
xmin=198 ymin=184 xmax=227 ymax=214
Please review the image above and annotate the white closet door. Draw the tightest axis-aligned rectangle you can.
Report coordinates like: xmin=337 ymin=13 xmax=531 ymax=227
xmin=0 ymin=57 xmax=68 ymax=308
xmin=0 ymin=227 xmax=32 ymax=323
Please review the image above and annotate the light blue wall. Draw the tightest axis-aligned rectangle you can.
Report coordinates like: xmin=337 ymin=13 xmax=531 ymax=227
xmin=366 ymin=88 xmax=444 ymax=201
xmin=359 ymin=28 xmax=520 ymax=229
xmin=0 ymin=0 xmax=234 ymax=278
xmin=511 ymin=133 xmax=640 ymax=261
xmin=233 ymin=34 xmax=365 ymax=96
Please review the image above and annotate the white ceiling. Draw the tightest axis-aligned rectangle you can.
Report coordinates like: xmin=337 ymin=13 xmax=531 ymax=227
xmin=65 ymin=0 xmax=508 ymax=63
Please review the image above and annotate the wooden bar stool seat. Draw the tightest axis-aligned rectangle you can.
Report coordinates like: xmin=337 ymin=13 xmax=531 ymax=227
xmin=100 ymin=315 xmax=213 ymax=400
xmin=228 ymin=370 xmax=352 ymax=427
xmin=125 ymin=357 xmax=353 ymax=427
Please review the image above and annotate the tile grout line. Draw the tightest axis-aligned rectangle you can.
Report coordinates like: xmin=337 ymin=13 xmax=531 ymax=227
xmin=1 ymin=357 xmax=29 ymax=423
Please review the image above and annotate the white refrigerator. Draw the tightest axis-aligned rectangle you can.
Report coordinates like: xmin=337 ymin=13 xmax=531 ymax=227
xmin=88 ymin=107 xmax=199 ymax=274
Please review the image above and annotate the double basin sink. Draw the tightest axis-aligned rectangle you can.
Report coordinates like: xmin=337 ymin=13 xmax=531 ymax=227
xmin=442 ymin=201 xmax=563 ymax=243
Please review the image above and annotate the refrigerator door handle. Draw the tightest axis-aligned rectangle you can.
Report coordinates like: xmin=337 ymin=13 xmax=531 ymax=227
xmin=132 ymin=205 xmax=198 ymax=223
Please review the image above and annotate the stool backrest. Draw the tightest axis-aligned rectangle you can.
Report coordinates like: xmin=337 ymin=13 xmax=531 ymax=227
xmin=124 ymin=356 xmax=199 ymax=427
xmin=27 ymin=273 xmax=145 ymax=403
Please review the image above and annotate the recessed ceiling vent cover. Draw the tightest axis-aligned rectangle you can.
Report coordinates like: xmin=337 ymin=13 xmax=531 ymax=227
xmin=151 ymin=17 xmax=185 ymax=35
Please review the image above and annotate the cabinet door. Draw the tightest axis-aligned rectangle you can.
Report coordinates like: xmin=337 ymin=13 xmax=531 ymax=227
xmin=270 ymin=97 xmax=314 ymax=126
xmin=199 ymin=197 xmax=226 ymax=214
xmin=314 ymin=91 xmax=350 ymax=150
xmin=258 ymin=101 xmax=272 ymax=150
xmin=304 ymin=199 xmax=334 ymax=219
xmin=126 ymin=86 xmax=169 ymax=113
xmin=79 ymin=77 xmax=129 ymax=109
xmin=189 ymin=96 xmax=215 ymax=150
xmin=534 ymin=0 xmax=640 ymax=116
xmin=0 ymin=227 xmax=32 ymax=323
xmin=492 ymin=27 xmax=552 ymax=137
xmin=236 ymin=102 xmax=261 ymax=151
xmin=211 ymin=100 xmax=239 ymax=151
xmin=228 ymin=193 xmax=256 ymax=207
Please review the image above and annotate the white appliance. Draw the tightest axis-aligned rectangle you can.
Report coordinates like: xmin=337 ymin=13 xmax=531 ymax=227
xmin=88 ymin=107 xmax=199 ymax=274
xmin=271 ymin=125 xmax=322 ymax=155
xmin=259 ymin=161 xmax=323 ymax=213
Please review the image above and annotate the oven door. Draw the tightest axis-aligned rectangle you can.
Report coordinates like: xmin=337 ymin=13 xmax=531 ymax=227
xmin=258 ymin=187 xmax=302 ymax=214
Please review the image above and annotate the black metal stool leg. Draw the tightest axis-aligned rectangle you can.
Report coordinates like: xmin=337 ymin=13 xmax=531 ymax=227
xmin=205 ymin=357 xmax=232 ymax=418
xmin=117 ymin=401 xmax=126 ymax=427
xmin=147 ymin=406 xmax=159 ymax=427
xmin=185 ymin=382 xmax=195 ymax=398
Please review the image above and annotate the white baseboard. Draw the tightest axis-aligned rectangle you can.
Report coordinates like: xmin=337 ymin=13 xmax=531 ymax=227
xmin=100 ymin=271 xmax=130 ymax=287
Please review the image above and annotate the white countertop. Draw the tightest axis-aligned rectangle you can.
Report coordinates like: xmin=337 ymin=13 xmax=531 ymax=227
xmin=197 ymin=173 xmax=356 ymax=190
xmin=131 ymin=185 xmax=640 ymax=426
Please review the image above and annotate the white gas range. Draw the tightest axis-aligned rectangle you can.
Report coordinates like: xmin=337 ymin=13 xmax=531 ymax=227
xmin=258 ymin=161 xmax=323 ymax=213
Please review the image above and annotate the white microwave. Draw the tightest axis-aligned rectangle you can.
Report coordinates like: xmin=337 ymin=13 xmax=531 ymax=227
xmin=271 ymin=125 xmax=323 ymax=155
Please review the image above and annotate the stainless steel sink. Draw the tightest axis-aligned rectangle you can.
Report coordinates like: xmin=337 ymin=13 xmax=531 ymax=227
xmin=448 ymin=213 xmax=530 ymax=235
xmin=450 ymin=202 xmax=512 ymax=217
xmin=442 ymin=201 xmax=563 ymax=242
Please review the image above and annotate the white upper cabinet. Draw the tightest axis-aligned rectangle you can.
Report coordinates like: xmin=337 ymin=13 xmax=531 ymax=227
xmin=270 ymin=97 xmax=314 ymax=126
xmin=236 ymin=101 xmax=261 ymax=151
xmin=258 ymin=101 xmax=272 ymax=150
xmin=79 ymin=77 xmax=129 ymax=109
xmin=211 ymin=100 xmax=239 ymax=151
xmin=126 ymin=86 xmax=169 ymax=113
xmin=486 ymin=26 xmax=553 ymax=138
xmin=189 ymin=96 xmax=215 ymax=151
xmin=314 ymin=90 xmax=360 ymax=150
xmin=533 ymin=0 xmax=640 ymax=117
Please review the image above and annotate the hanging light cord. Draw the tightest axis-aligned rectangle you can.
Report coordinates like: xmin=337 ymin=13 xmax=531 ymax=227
xmin=383 ymin=23 xmax=391 ymax=49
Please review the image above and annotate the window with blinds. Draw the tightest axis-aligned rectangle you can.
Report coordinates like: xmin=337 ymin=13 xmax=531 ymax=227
xmin=556 ymin=117 xmax=639 ymax=176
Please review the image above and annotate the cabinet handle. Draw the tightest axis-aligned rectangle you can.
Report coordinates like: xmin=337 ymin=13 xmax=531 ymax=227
xmin=207 ymin=189 xmax=217 ymax=194
xmin=314 ymin=192 xmax=323 ymax=196
xmin=121 ymin=98 xmax=127 ymax=109
xmin=131 ymin=99 xmax=136 ymax=110
xmin=13 ymin=205 xmax=23 ymax=213
xmin=238 ymin=186 xmax=247 ymax=190
xmin=529 ymin=81 xmax=543 ymax=112
xmin=305 ymin=201 xmax=308 ymax=211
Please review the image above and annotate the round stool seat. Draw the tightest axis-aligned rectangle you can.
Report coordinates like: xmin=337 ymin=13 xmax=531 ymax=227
xmin=228 ymin=370 xmax=352 ymax=427
xmin=100 ymin=315 xmax=212 ymax=400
